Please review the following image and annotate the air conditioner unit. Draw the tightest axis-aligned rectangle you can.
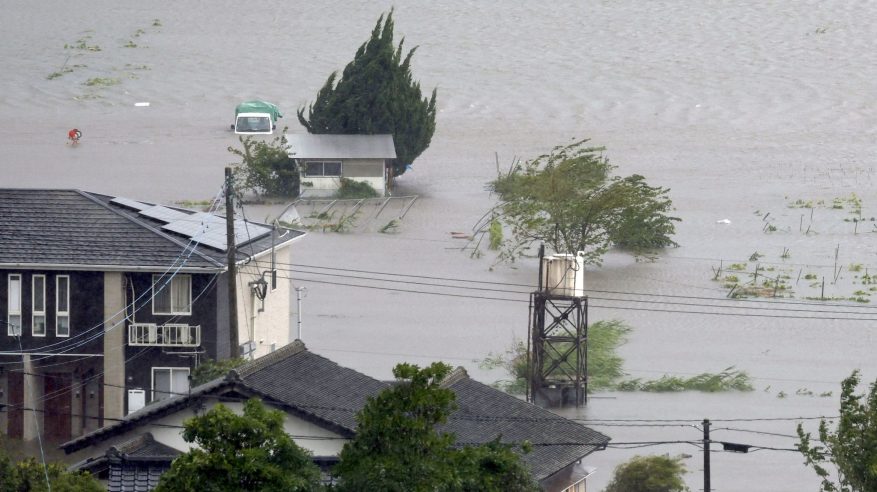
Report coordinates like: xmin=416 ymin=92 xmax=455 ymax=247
xmin=541 ymin=252 xmax=585 ymax=297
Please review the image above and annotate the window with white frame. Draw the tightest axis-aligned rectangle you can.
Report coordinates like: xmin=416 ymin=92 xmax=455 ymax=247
xmin=32 ymin=275 xmax=46 ymax=336
xmin=152 ymin=367 xmax=190 ymax=401
xmin=56 ymin=275 xmax=70 ymax=337
xmin=7 ymin=274 xmax=21 ymax=336
xmin=304 ymin=161 xmax=342 ymax=177
xmin=152 ymin=274 xmax=192 ymax=315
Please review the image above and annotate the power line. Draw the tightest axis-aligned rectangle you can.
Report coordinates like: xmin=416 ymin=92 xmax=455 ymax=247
xmin=276 ymin=273 xmax=877 ymax=321
xmin=261 ymin=259 xmax=877 ymax=311
xmin=248 ymin=259 xmax=877 ymax=318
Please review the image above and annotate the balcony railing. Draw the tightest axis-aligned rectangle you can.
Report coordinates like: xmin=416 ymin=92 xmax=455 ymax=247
xmin=128 ymin=323 xmax=200 ymax=347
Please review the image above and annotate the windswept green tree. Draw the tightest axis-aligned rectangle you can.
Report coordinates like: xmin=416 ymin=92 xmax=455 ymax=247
xmin=797 ymin=370 xmax=877 ymax=492
xmin=488 ymin=138 xmax=679 ymax=265
xmin=333 ymin=362 xmax=538 ymax=491
xmin=153 ymin=399 xmax=320 ymax=492
xmin=228 ymin=134 xmax=299 ymax=197
xmin=297 ymin=10 xmax=437 ymax=178
xmin=604 ymin=455 xmax=689 ymax=492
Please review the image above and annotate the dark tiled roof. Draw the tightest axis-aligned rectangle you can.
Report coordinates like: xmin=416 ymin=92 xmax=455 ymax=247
xmin=71 ymin=433 xmax=178 ymax=492
xmin=235 ymin=341 xmax=389 ymax=433
xmin=111 ymin=433 xmax=181 ymax=460
xmin=108 ymin=463 xmax=168 ymax=492
xmin=0 ymin=189 xmax=304 ymax=270
xmin=62 ymin=377 xmax=233 ymax=453
xmin=63 ymin=343 xmax=608 ymax=483
xmin=440 ymin=368 xmax=610 ymax=482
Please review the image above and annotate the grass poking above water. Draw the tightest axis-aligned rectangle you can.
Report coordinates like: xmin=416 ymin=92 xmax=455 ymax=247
xmin=481 ymin=319 xmax=754 ymax=394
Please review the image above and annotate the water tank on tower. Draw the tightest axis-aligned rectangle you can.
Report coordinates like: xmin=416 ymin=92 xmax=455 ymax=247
xmin=541 ymin=252 xmax=585 ymax=297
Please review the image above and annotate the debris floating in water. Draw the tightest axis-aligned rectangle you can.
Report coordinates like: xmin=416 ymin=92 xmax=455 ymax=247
xmin=134 ymin=102 xmax=150 ymax=107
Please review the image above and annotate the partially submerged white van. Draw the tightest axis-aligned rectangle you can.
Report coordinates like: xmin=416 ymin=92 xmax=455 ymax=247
xmin=231 ymin=101 xmax=282 ymax=135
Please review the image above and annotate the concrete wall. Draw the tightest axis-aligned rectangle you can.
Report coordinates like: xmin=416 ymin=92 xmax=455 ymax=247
xmin=103 ymin=272 xmax=126 ymax=423
xmin=235 ymin=245 xmax=292 ymax=359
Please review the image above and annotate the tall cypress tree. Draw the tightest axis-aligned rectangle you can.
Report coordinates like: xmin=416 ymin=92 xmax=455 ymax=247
xmin=297 ymin=11 xmax=437 ymax=178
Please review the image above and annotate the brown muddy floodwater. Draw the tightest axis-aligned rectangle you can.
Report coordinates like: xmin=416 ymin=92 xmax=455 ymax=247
xmin=1 ymin=1 xmax=875 ymax=489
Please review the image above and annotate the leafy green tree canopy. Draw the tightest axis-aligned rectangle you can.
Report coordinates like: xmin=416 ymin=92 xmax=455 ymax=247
xmin=489 ymin=138 xmax=679 ymax=265
xmin=333 ymin=362 xmax=538 ymax=491
xmin=229 ymin=133 xmax=299 ymax=197
xmin=797 ymin=370 xmax=877 ymax=492
xmin=0 ymin=444 xmax=102 ymax=492
xmin=297 ymin=10 xmax=437 ymax=178
xmin=604 ymin=455 xmax=689 ymax=492
xmin=154 ymin=399 xmax=320 ymax=492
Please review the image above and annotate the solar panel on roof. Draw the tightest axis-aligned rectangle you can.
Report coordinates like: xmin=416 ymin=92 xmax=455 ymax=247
xmin=162 ymin=219 xmax=211 ymax=238
xmin=198 ymin=230 xmax=230 ymax=251
xmin=110 ymin=197 xmax=149 ymax=211
xmin=161 ymin=213 xmax=272 ymax=251
xmin=235 ymin=220 xmax=272 ymax=243
xmin=188 ymin=212 xmax=225 ymax=229
xmin=139 ymin=205 xmax=190 ymax=223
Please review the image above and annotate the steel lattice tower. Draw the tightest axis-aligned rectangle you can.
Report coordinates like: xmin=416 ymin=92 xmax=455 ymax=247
xmin=527 ymin=291 xmax=589 ymax=407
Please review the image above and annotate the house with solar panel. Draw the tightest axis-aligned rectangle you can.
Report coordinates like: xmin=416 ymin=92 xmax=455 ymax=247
xmin=0 ymin=189 xmax=305 ymax=444
xmin=286 ymin=133 xmax=397 ymax=197
xmin=62 ymin=341 xmax=610 ymax=491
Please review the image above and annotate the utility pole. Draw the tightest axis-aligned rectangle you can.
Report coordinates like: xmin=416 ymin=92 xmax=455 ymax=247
xmin=703 ymin=418 xmax=711 ymax=492
xmin=225 ymin=167 xmax=239 ymax=358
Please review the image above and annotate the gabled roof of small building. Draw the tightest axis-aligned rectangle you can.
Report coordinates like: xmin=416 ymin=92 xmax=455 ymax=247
xmin=286 ymin=133 xmax=396 ymax=159
xmin=71 ymin=433 xmax=179 ymax=492
xmin=62 ymin=341 xmax=609 ymax=483
xmin=0 ymin=189 xmax=304 ymax=272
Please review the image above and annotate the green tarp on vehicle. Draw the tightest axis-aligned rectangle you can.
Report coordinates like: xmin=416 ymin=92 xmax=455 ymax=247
xmin=235 ymin=100 xmax=283 ymax=121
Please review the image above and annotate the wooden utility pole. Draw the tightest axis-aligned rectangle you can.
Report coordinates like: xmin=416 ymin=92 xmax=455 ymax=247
xmin=225 ymin=167 xmax=239 ymax=358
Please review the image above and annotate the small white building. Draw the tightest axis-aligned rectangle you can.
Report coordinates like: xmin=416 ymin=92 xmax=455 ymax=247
xmin=286 ymin=133 xmax=396 ymax=197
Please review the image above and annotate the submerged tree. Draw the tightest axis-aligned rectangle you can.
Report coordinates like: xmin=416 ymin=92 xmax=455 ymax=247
xmin=154 ymin=399 xmax=321 ymax=492
xmin=797 ymin=370 xmax=877 ymax=492
xmin=488 ymin=138 xmax=679 ymax=265
xmin=297 ymin=10 xmax=437 ymax=178
xmin=333 ymin=362 xmax=538 ymax=491
xmin=604 ymin=455 xmax=689 ymax=492
xmin=228 ymin=133 xmax=299 ymax=197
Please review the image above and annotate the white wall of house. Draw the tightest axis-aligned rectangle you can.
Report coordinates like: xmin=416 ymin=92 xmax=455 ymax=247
xmin=299 ymin=158 xmax=386 ymax=197
xmin=235 ymin=244 xmax=293 ymax=360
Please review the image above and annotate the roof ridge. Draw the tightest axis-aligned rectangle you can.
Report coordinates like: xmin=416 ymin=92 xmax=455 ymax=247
xmin=76 ymin=190 xmax=226 ymax=268
xmin=440 ymin=366 xmax=470 ymax=387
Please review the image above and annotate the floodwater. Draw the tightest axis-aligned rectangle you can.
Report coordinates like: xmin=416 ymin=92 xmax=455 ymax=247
xmin=2 ymin=1 xmax=876 ymax=489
